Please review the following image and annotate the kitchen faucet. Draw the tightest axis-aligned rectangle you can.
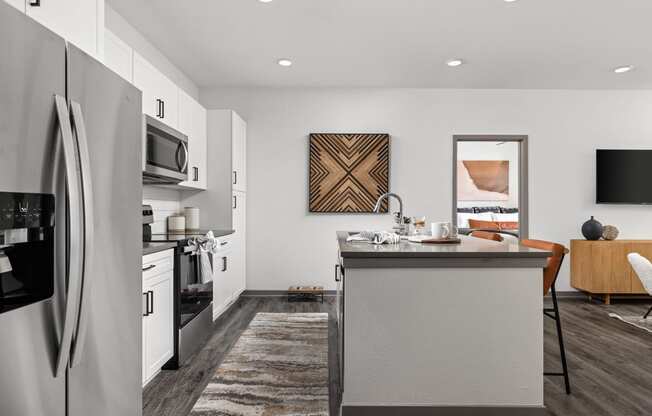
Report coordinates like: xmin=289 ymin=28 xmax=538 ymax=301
xmin=373 ymin=192 xmax=408 ymax=235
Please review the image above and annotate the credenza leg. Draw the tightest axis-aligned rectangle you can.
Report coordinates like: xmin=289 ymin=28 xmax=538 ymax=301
xmin=604 ymin=294 xmax=611 ymax=305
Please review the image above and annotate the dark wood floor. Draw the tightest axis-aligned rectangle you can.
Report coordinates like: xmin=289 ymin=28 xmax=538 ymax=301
xmin=143 ymin=295 xmax=652 ymax=416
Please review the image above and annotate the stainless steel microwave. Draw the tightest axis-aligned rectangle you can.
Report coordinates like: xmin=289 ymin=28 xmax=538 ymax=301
xmin=142 ymin=115 xmax=189 ymax=184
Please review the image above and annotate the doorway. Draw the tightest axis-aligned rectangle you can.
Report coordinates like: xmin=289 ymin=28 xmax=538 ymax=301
xmin=452 ymin=135 xmax=529 ymax=239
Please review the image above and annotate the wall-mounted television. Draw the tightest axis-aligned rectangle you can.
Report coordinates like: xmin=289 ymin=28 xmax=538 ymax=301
xmin=596 ymin=149 xmax=652 ymax=204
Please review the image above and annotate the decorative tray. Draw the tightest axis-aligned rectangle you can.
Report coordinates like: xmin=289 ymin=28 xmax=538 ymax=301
xmin=407 ymin=235 xmax=462 ymax=244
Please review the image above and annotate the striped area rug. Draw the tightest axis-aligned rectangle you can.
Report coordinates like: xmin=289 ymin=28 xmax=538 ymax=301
xmin=190 ymin=313 xmax=329 ymax=416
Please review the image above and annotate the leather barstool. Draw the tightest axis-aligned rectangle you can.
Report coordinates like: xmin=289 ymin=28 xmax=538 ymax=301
xmin=521 ymin=239 xmax=571 ymax=395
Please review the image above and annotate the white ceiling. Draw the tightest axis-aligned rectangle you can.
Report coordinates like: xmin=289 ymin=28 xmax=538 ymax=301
xmin=107 ymin=0 xmax=652 ymax=89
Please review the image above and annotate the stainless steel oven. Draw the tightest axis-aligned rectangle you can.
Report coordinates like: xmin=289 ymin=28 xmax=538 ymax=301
xmin=142 ymin=115 xmax=189 ymax=184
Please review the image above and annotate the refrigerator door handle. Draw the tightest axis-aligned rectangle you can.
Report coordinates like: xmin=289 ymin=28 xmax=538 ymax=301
xmin=54 ymin=95 xmax=85 ymax=378
xmin=69 ymin=101 xmax=95 ymax=368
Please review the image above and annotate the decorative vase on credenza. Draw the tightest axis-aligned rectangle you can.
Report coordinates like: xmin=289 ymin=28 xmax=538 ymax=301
xmin=581 ymin=216 xmax=603 ymax=240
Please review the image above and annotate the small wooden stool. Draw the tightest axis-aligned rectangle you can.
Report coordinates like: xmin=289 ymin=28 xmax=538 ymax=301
xmin=288 ymin=286 xmax=324 ymax=303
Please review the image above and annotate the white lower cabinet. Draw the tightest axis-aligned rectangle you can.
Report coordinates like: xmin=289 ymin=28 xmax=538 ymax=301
xmin=232 ymin=191 xmax=246 ymax=298
xmin=212 ymin=239 xmax=233 ymax=319
xmin=142 ymin=249 xmax=174 ymax=386
xmin=212 ymin=228 xmax=246 ymax=320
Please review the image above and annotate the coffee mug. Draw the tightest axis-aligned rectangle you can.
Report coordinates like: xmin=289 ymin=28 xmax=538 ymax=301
xmin=431 ymin=222 xmax=451 ymax=239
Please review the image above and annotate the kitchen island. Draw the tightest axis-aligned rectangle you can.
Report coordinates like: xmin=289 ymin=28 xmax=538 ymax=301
xmin=336 ymin=231 xmax=551 ymax=416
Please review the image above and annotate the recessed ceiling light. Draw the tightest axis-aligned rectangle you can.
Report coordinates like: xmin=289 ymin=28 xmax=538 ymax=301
xmin=258 ymin=0 xmax=273 ymax=3
xmin=613 ymin=65 xmax=634 ymax=74
xmin=277 ymin=59 xmax=293 ymax=67
xmin=446 ymin=59 xmax=464 ymax=67
xmin=504 ymin=0 xmax=519 ymax=2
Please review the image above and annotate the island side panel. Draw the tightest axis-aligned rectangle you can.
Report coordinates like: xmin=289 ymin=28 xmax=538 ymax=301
xmin=343 ymin=267 xmax=543 ymax=409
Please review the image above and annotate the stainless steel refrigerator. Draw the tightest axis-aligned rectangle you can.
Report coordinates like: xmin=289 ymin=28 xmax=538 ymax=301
xmin=0 ymin=3 xmax=142 ymax=416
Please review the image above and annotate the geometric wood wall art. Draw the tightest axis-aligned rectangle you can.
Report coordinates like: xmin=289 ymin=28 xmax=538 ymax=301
xmin=309 ymin=133 xmax=390 ymax=213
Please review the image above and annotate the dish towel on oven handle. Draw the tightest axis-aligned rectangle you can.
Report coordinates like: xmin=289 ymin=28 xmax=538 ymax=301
xmin=187 ymin=231 xmax=221 ymax=284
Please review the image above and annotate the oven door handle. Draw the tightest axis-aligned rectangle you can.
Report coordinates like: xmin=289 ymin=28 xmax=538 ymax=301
xmin=53 ymin=95 xmax=84 ymax=378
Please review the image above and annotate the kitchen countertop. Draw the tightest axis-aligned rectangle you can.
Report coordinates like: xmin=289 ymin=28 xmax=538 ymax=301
xmin=143 ymin=229 xmax=235 ymax=255
xmin=147 ymin=229 xmax=235 ymax=243
xmin=337 ymin=231 xmax=551 ymax=268
xmin=142 ymin=242 xmax=178 ymax=256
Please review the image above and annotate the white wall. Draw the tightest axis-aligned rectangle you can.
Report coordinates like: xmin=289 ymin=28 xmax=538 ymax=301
xmin=105 ymin=4 xmax=199 ymax=100
xmin=457 ymin=141 xmax=519 ymax=209
xmin=200 ymin=87 xmax=652 ymax=292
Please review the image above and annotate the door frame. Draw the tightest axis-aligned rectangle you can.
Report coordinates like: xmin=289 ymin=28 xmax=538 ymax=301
xmin=452 ymin=135 xmax=529 ymax=239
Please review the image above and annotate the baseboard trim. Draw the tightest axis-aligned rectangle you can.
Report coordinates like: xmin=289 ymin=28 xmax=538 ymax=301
xmin=244 ymin=290 xmax=581 ymax=299
xmin=341 ymin=405 xmax=546 ymax=416
xmin=242 ymin=289 xmax=337 ymax=297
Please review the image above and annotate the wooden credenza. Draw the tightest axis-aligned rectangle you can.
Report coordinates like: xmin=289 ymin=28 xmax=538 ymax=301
xmin=570 ymin=240 xmax=652 ymax=304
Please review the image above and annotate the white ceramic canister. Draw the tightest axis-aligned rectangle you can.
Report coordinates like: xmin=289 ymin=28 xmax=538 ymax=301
xmin=184 ymin=207 xmax=200 ymax=230
xmin=168 ymin=215 xmax=186 ymax=233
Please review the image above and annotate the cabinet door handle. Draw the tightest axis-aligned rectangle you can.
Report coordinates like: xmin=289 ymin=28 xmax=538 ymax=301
xmin=156 ymin=99 xmax=161 ymax=118
xmin=161 ymin=100 xmax=165 ymax=119
xmin=142 ymin=264 xmax=156 ymax=272
xmin=148 ymin=290 xmax=154 ymax=314
xmin=233 ymin=195 xmax=237 ymax=209
xmin=233 ymin=170 xmax=237 ymax=185
xmin=29 ymin=0 xmax=40 ymax=6
xmin=222 ymin=256 xmax=228 ymax=272
xmin=193 ymin=167 xmax=199 ymax=181
xmin=143 ymin=292 xmax=149 ymax=317
xmin=335 ymin=264 xmax=341 ymax=282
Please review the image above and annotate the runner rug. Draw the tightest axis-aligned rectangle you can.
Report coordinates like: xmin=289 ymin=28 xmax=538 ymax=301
xmin=190 ymin=312 xmax=329 ymax=416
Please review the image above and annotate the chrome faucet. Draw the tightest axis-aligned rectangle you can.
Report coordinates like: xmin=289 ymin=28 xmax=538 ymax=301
xmin=373 ymin=192 xmax=408 ymax=235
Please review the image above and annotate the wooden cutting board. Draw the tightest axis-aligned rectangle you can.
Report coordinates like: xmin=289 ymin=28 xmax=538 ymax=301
xmin=419 ymin=237 xmax=462 ymax=244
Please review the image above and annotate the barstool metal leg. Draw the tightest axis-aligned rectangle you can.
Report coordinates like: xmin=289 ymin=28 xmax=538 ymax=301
xmin=643 ymin=305 xmax=652 ymax=319
xmin=551 ymin=284 xmax=571 ymax=394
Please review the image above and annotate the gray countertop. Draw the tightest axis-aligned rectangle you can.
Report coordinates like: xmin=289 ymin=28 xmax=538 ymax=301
xmin=143 ymin=229 xmax=235 ymax=256
xmin=337 ymin=231 xmax=552 ymax=268
xmin=142 ymin=242 xmax=178 ymax=256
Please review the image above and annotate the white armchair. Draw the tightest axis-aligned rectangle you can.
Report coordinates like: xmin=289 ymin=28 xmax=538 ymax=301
xmin=627 ymin=253 xmax=652 ymax=319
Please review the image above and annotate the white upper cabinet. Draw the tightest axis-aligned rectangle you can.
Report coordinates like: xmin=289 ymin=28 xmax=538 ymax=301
xmin=133 ymin=52 xmax=179 ymax=129
xmin=5 ymin=0 xmax=25 ymax=12
xmin=178 ymin=89 xmax=207 ymax=190
xmin=232 ymin=112 xmax=247 ymax=192
xmin=25 ymin=0 xmax=102 ymax=59
xmin=103 ymin=30 xmax=132 ymax=82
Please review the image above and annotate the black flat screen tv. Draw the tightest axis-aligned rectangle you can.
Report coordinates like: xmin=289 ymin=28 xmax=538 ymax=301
xmin=596 ymin=149 xmax=652 ymax=204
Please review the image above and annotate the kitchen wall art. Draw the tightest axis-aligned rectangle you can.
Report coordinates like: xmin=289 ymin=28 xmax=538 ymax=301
xmin=309 ymin=133 xmax=389 ymax=213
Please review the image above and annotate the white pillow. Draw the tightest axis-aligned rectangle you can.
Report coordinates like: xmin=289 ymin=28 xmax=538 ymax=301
xmin=457 ymin=212 xmax=494 ymax=228
xmin=492 ymin=213 xmax=519 ymax=223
